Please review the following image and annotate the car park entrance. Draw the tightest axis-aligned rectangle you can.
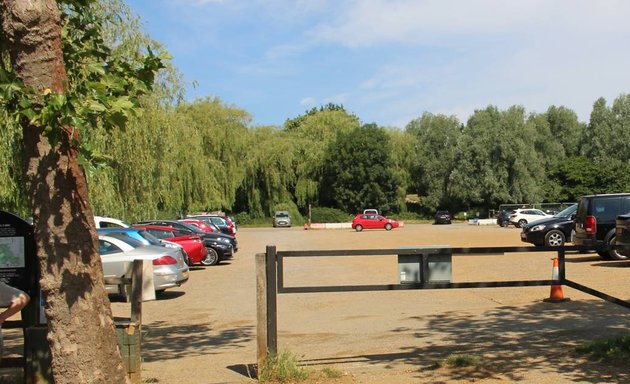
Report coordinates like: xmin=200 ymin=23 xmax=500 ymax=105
xmin=256 ymin=244 xmax=630 ymax=368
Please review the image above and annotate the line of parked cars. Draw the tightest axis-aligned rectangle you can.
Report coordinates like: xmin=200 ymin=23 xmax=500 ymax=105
xmin=505 ymin=193 xmax=630 ymax=260
xmin=94 ymin=214 xmax=238 ymax=297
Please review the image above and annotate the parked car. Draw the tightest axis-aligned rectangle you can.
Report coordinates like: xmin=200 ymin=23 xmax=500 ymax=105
xmin=508 ymin=209 xmax=551 ymax=228
xmin=272 ymin=211 xmax=291 ymax=227
xmin=520 ymin=204 xmax=577 ymax=247
xmin=179 ymin=218 xmax=219 ymax=233
xmin=434 ymin=211 xmax=452 ymax=225
xmin=614 ymin=214 xmax=630 ymax=259
xmin=186 ymin=215 xmax=236 ymax=236
xmin=496 ymin=211 xmax=513 ymax=227
xmin=94 ymin=216 xmax=129 ymax=229
xmin=135 ymin=220 xmax=236 ymax=263
xmin=98 ymin=234 xmax=189 ymax=296
xmin=574 ymin=193 xmax=630 ymax=260
xmin=105 ymin=226 xmax=211 ymax=266
xmin=96 ymin=227 xmax=190 ymax=261
xmin=352 ymin=214 xmax=399 ymax=232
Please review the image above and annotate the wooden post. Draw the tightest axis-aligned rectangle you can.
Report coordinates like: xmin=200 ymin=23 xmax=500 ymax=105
xmin=256 ymin=253 xmax=268 ymax=374
xmin=131 ymin=259 xmax=143 ymax=326
xmin=265 ymin=246 xmax=278 ymax=355
xmin=257 ymin=246 xmax=278 ymax=376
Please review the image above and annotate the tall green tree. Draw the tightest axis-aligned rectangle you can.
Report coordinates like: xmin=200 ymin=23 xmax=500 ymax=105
xmin=449 ymin=106 xmax=546 ymax=211
xmin=0 ymin=1 xmax=162 ymax=382
xmin=406 ymin=113 xmax=462 ymax=212
xmin=320 ymin=123 xmax=402 ymax=214
xmin=284 ymin=104 xmax=360 ymax=209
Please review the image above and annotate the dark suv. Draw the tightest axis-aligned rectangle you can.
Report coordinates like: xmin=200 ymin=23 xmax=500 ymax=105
xmin=574 ymin=193 xmax=630 ymax=260
xmin=520 ymin=204 xmax=576 ymax=247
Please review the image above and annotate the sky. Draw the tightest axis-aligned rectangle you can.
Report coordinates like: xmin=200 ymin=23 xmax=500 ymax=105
xmin=125 ymin=0 xmax=630 ymax=128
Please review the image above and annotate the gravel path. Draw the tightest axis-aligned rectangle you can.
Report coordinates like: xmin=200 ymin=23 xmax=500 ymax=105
xmin=111 ymin=224 xmax=630 ymax=383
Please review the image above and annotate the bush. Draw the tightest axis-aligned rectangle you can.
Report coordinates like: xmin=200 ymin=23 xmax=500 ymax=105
xmin=259 ymin=350 xmax=308 ymax=383
xmin=575 ymin=333 xmax=630 ymax=362
xmin=310 ymin=207 xmax=353 ymax=223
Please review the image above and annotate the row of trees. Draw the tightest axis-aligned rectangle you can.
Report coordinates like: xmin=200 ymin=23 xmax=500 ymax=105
xmin=2 ymin=1 xmax=630 ymax=226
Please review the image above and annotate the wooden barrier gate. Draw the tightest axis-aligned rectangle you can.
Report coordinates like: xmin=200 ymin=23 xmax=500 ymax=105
xmin=256 ymin=245 xmax=630 ymax=372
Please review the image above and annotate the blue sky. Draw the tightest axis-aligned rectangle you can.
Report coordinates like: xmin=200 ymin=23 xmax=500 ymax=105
xmin=125 ymin=0 xmax=630 ymax=128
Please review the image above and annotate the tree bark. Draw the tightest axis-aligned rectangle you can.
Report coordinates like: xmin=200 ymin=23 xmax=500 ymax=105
xmin=1 ymin=1 xmax=129 ymax=383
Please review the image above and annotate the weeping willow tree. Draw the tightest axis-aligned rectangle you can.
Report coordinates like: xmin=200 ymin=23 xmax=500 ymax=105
xmin=174 ymin=97 xmax=251 ymax=212
xmin=237 ymin=126 xmax=298 ymax=217
xmin=284 ymin=105 xmax=360 ymax=209
xmin=0 ymin=108 xmax=27 ymax=215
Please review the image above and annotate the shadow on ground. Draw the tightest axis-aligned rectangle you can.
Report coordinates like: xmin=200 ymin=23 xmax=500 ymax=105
xmin=141 ymin=320 xmax=254 ymax=363
xmin=291 ymin=299 xmax=630 ymax=383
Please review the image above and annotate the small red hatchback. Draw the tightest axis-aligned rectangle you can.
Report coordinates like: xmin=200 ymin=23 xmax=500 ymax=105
xmin=351 ymin=214 xmax=399 ymax=232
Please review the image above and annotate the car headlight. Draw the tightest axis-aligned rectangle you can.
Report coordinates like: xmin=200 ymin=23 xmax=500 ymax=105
xmin=531 ymin=224 xmax=546 ymax=231
xmin=220 ymin=238 xmax=231 ymax=244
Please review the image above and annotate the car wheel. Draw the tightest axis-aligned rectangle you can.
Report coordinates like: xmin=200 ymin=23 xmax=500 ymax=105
xmin=355 ymin=224 xmax=363 ymax=232
xmin=597 ymin=250 xmax=612 ymax=260
xmin=201 ymin=247 xmax=220 ymax=266
xmin=544 ymin=230 xmax=565 ymax=247
xmin=499 ymin=220 xmax=508 ymax=228
xmin=385 ymin=223 xmax=392 ymax=231
xmin=517 ymin=219 xmax=527 ymax=228
xmin=607 ymin=236 xmax=628 ymax=260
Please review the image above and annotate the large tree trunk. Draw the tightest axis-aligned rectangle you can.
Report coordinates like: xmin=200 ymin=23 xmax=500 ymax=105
xmin=1 ymin=1 xmax=128 ymax=383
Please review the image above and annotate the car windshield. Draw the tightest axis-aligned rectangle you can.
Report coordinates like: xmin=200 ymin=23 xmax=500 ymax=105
xmin=554 ymin=204 xmax=577 ymax=218
xmin=275 ymin=212 xmax=289 ymax=218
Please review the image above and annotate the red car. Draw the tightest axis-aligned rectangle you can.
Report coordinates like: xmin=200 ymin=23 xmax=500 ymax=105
xmin=351 ymin=214 xmax=399 ymax=232
xmin=179 ymin=219 xmax=218 ymax=233
xmin=133 ymin=225 xmax=212 ymax=266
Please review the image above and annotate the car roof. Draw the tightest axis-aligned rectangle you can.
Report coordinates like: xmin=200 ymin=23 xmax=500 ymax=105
xmin=133 ymin=224 xmax=177 ymax=231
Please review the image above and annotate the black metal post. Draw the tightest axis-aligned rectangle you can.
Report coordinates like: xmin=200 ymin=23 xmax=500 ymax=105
xmin=557 ymin=248 xmax=566 ymax=283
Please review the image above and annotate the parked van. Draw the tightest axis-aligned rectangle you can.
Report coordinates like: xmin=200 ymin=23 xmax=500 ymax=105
xmin=573 ymin=193 xmax=630 ymax=260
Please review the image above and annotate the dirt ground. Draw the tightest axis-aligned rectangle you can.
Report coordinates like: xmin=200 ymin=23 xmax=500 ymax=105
xmin=109 ymin=223 xmax=630 ymax=384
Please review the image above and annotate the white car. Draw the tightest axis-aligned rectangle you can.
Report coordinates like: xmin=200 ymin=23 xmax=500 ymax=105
xmin=94 ymin=216 xmax=129 ymax=229
xmin=98 ymin=235 xmax=189 ymax=296
xmin=509 ymin=209 xmax=551 ymax=228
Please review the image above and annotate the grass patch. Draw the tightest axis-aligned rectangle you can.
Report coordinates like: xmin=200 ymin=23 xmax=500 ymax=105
xmin=320 ymin=367 xmax=343 ymax=379
xmin=259 ymin=350 xmax=309 ymax=383
xmin=259 ymin=351 xmax=347 ymax=383
xmin=441 ymin=354 xmax=481 ymax=368
xmin=575 ymin=333 xmax=630 ymax=362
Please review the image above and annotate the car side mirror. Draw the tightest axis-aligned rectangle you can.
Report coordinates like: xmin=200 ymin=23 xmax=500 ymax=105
xmin=570 ymin=214 xmax=575 ymax=220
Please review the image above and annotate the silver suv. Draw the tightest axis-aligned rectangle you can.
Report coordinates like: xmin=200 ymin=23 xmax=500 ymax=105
xmin=273 ymin=211 xmax=291 ymax=227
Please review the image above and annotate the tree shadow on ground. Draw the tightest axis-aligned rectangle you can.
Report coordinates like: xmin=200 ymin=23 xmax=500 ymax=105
xmin=141 ymin=320 xmax=254 ymax=363
xmin=297 ymin=299 xmax=630 ymax=383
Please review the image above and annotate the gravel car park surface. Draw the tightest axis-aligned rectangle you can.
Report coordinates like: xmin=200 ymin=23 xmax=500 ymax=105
xmin=110 ymin=224 xmax=630 ymax=384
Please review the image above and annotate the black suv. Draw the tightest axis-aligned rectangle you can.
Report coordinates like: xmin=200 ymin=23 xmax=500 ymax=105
xmin=574 ymin=193 xmax=630 ymax=260
xmin=520 ymin=204 xmax=576 ymax=247
xmin=434 ymin=211 xmax=452 ymax=225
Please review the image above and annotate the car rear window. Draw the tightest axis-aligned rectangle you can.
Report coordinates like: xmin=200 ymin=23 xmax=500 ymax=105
xmin=593 ymin=198 xmax=622 ymax=221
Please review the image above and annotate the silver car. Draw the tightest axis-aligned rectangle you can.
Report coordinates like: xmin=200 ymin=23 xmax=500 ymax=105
xmin=98 ymin=234 xmax=189 ymax=296
xmin=273 ymin=211 xmax=291 ymax=227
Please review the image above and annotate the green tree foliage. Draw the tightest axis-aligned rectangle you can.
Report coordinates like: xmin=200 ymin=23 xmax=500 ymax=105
xmin=550 ymin=156 xmax=630 ymax=201
xmin=284 ymin=104 xmax=360 ymax=209
xmin=320 ymin=123 xmax=402 ymax=214
xmin=406 ymin=113 xmax=462 ymax=212
xmin=594 ymin=94 xmax=630 ymax=163
xmin=449 ymin=106 xmax=547 ymax=210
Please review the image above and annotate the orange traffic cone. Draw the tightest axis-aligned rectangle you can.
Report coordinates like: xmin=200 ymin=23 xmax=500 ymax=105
xmin=543 ymin=257 xmax=570 ymax=303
